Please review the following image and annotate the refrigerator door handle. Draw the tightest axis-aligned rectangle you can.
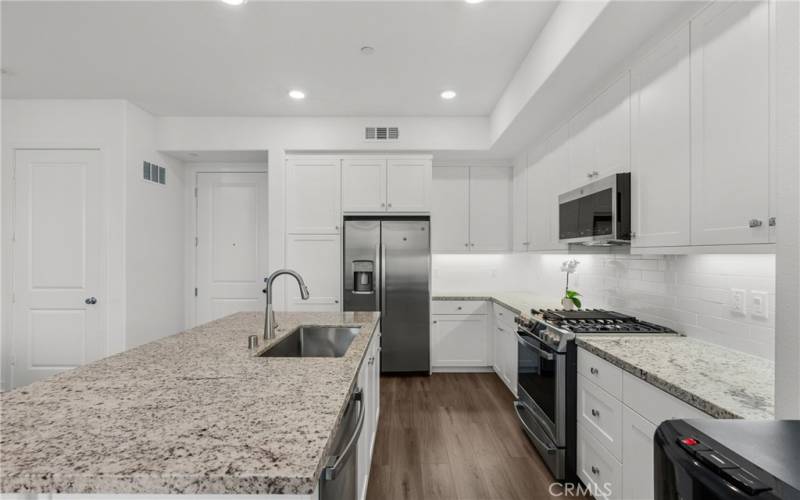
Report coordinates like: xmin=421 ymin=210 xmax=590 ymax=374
xmin=380 ymin=243 xmax=386 ymax=318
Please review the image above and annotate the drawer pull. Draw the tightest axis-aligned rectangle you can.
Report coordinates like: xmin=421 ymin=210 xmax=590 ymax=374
xmin=591 ymin=466 xmax=600 ymax=475
xmin=457 ymin=306 xmax=462 ymax=310
xmin=591 ymin=408 xmax=600 ymax=417
xmin=590 ymin=367 xmax=599 ymax=375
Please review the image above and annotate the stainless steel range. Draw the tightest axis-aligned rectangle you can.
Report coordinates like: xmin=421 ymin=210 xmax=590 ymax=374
xmin=513 ymin=308 xmax=676 ymax=483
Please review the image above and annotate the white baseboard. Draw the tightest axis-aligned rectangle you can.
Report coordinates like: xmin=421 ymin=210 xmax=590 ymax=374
xmin=431 ymin=366 xmax=494 ymax=373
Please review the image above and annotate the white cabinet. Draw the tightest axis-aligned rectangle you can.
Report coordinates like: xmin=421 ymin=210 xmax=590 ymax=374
xmin=492 ymin=304 xmax=517 ymax=395
xmin=576 ymin=346 xmax=712 ymax=500
xmin=512 ymin=157 xmax=529 ymax=252
xmin=285 ymin=234 xmax=341 ymax=311
xmin=568 ymin=74 xmax=630 ymax=189
xmin=690 ymin=0 xmax=771 ymax=245
xmin=356 ymin=330 xmax=381 ymax=500
xmin=386 ymin=158 xmax=432 ymax=212
xmin=431 ymin=166 xmax=512 ymax=253
xmin=469 ymin=167 xmax=512 ymax=252
xmin=286 ymin=157 xmax=341 ymax=234
xmin=431 ymin=301 xmax=490 ymax=369
xmin=431 ymin=166 xmax=470 ymax=253
xmin=527 ymin=126 xmax=569 ymax=252
xmin=621 ymin=405 xmax=657 ymax=500
xmin=631 ymin=25 xmax=692 ymax=248
xmin=342 ymin=158 xmax=386 ymax=212
xmin=342 ymin=157 xmax=432 ymax=213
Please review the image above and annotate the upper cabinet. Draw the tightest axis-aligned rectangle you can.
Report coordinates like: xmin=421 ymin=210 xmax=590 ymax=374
xmin=568 ymin=74 xmax=631 ymax=189
xmin=511 ymin=156 xmax=529 ymax=252
xmin=286 ymin=156 xmax=341 ymax=234
xmin=527 ymin=126 xmax=570 ymax=253
xmin=432 ymin=166 xmax=512 ymax=253
xmin=630 ymin=24 xmax=692 ymax=248
xmin=690 ymin=0 xmax=771 ymax=245
xmin=341 ymin=158 xmax=387 ymax=212
xmin=341 ymin=157 xmax=432 ymax=213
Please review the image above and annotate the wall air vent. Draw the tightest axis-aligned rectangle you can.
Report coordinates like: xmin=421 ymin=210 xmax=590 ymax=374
xmin=364 ymin=126 xmax=399 ymax=142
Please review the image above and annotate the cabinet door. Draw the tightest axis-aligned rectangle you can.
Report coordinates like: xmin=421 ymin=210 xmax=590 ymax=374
xmin=593 ymin=74 xmax=630 ymax=178
xmin=528 ymin=126 xmax=570 ymax=251
xmin=431 ymin=315 xmax=489 ymax=367
xmin=622 ymin=405 xmax=657 ymax=500
xmin=431 ymin=166 xmax=469 ymax=253
xmin=492 ymin=323 xmax=502 ymax=375
xmin=631 ymin=25 xmax=692 ymax=248
xmin=286 ymin=157 xmax=341 ymax=234
xmin=468 ymin=166 xmax=512 ymax=252
xmin=567 ymin=104 xmax=597 ymax=189
xmin=386 ymin=158 xmax=432 ymax=212
xmin=285 ymin=234 xmax=341 ymax=311
xmin=356 ymin=352 xmax=370 ymax=500
xmin=691 ymin=1 xmax=770 ymax=245
xmin=342 ymin=158 xmax=386 ymax=212
xmin=512 ymin=158 xmax=529 ymax=252
xmin=505 ymin=326 xmax=517 ymax=396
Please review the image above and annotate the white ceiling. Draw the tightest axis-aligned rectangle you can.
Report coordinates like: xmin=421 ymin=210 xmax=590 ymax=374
xmin=1 ymin=1 xmax=557 ymax=117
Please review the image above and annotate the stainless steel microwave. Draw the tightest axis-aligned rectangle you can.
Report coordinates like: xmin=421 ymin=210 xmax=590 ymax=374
xmin=558 ymin=172 xmax=631 ymax=245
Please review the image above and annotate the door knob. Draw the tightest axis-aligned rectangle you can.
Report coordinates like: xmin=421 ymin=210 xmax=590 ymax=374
xmin=85 ymin=297 xmax=98 ymax=305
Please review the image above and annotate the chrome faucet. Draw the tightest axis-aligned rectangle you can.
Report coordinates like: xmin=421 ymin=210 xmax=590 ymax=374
xmin=264 ymin=269 xmax=310 ymax=340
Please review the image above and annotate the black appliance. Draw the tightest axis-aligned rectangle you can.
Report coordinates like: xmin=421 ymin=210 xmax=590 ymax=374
xmin=655 ymin=419 xmax=800 ymax=500
xmin=514 ymin=308 xmax=677 ymax=484
xmin=558 ymin=172 xmax=631 ymax=245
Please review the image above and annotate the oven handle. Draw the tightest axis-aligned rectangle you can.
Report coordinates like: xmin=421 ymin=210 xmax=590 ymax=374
xmin=516 ymin=333 xmax=555 ymax=361
xmin=514 ymin=402 xmax=557 ymax=455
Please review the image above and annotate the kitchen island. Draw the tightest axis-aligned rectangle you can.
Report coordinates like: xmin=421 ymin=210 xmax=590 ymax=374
xmin=0 ymin=311 xmax=381 ymax=498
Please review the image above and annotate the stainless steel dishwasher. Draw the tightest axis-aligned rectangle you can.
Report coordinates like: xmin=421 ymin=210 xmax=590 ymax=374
xmin=319 ymin=388 xmax=364 ymax=500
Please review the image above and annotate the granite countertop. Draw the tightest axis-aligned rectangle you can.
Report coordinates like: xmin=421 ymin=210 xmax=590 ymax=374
xmin=432 ymin=291 xmax=561 ymax=318
xmin=0 ymin=310 xmax=380 ymax=495
xmin=577 ymin=336 xmax=775 ymax=420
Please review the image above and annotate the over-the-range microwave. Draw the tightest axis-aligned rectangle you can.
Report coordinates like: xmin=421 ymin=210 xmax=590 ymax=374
xmin=558 ymin=172 xmax=631 ymax=245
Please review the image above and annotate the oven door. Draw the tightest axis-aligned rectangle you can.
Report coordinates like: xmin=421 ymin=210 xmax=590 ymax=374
xmin=516 ymin=328 xmax=565 ymax=445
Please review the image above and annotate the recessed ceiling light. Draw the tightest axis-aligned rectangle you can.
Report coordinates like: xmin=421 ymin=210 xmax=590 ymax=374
xmin=465 ymin=0 xmax=484 ymax=4
xmin=289 ymin=90 xmax=306 ymax=100
xmin=360 ymin=46 xmax=375 ymax=56
xmin=221 ymin=0 xmax=247 ymax=5
xmin=440 ymin=90 xmax=457 ymax=100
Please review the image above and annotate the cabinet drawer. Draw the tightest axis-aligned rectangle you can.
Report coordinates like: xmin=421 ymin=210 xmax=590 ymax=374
xmin=577 ymin=424 xmax=622 ymax=500
xmin=622 ymin=372 xmax=710 ymax=424
xmin=493 ymin=304 xmax=516 ymax=329
xmin=578 ymin=348 xmax=622 ymax=399
xmin=431 ymin=300 xmax=488 ymax=315
xmin=578 ymin=374 xmax=623 ymax=461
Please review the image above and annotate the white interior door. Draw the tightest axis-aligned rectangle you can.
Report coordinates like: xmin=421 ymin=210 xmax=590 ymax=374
xmin=196 ymin=172 xmax=268 ymax=325
xmin=12 ymin=149 xmax=106 ymax=388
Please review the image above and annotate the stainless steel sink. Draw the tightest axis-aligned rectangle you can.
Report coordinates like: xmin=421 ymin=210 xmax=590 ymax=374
xmin=258 ymin=326 xmax=360 ymax=358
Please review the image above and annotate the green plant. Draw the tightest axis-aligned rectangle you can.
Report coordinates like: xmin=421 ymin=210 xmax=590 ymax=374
xmin=564 ymin=290 xmax=582 ymax=309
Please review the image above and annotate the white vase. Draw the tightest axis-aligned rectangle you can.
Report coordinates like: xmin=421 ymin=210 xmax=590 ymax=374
xmin=561 ymin=297 xmax=575 ymax=310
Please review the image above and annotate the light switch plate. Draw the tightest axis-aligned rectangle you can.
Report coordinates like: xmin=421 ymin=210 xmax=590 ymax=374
xmin=731 ymin=289 xmax=746 ymax=315
xmin=750 ymin=291 xmax=768 ymax=319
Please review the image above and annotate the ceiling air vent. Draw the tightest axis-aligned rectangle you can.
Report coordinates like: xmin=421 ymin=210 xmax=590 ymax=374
xmin=364 ymin=126 xmax=399 ymax=142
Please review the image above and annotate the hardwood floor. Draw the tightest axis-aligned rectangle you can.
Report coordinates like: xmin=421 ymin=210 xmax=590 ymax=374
xmin=366 ymin=373 xmax=591 ymax=500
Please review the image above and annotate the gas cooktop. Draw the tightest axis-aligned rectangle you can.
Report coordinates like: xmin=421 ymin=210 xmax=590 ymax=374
xmin=531 ymin=308 xmax=676 ymax=334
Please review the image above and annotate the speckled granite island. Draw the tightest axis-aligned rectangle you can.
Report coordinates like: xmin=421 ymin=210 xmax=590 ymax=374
xmin=0 ymin=311 xmax=380 ymax=497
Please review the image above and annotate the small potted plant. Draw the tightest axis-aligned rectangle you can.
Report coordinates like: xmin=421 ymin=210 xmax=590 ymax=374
xmin=560 ymin=258 xmax=581 ymax=310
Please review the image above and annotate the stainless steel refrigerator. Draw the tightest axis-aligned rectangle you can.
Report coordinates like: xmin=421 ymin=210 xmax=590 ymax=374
xmin=343 ymin=217 xmax=430 ymax=373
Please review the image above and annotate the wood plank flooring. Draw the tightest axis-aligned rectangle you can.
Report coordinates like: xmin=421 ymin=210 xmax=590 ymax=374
xmin=366 ymin=373 xmax=591 ymax=500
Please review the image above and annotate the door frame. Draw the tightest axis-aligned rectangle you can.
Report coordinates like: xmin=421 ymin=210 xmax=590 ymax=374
xmin=4 ymin=145 xmax=110 ymax=390
xmin=184 ymin=163 xmax=268 ymax=329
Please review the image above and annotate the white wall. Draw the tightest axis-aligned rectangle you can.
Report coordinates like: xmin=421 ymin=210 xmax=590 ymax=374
xmin=432 ymin=253 xmax=531 ymax=294
xmin=124 ymin=103 xmax=186 ymax=348
xmin=1 ymin=99 xmax=128 ymax=389
xmin=527 ymin=254 xmax=776 ymax=360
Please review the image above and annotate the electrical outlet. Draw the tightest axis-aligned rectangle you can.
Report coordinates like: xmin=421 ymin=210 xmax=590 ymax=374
xmin=750 ymin=291 xmax=768 ymax=319
xmin=731 ymin=289 xmax=746 ymax=315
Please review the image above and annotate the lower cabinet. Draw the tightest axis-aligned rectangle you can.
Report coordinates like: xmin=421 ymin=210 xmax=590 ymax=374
xmin=576 ymin=346 xmax=711 ymax=500
xmin=492 ymin=304 xmax=517 ymax=395
xmin=356 ymin=331 xmax=381 ymax=500
xmin=431 ymin=314 xmax=489 ymax=368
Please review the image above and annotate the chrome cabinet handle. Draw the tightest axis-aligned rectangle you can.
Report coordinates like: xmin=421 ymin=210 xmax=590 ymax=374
xmin=591 ymin=466 xmax=600 ymax=475
xmin=457 ymin=306 xmax=462 ymax=310
xmin=470 ymin=243 xmax=475 ymax=247
xmin=591 ymin=409 xmax=600 ymax=417
xmin=381 ymin=203 xmax=385 ymax=208
xmin=387 ymin=203 xmax=392 ymax=208
xmin=769 ymin=217 xmax=776 ymax=227
xmin=85 ymin=297 xmax=98 ymax=305
xmin=590 ymin=367 xmax=599 ymax=375
xmin=464 ymin=243 xmax=469 ymax=247
xmin=334 ymin=299 xmax=339 ymax=304
xmin=749 ymin=219 xmax=763 ymax=228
